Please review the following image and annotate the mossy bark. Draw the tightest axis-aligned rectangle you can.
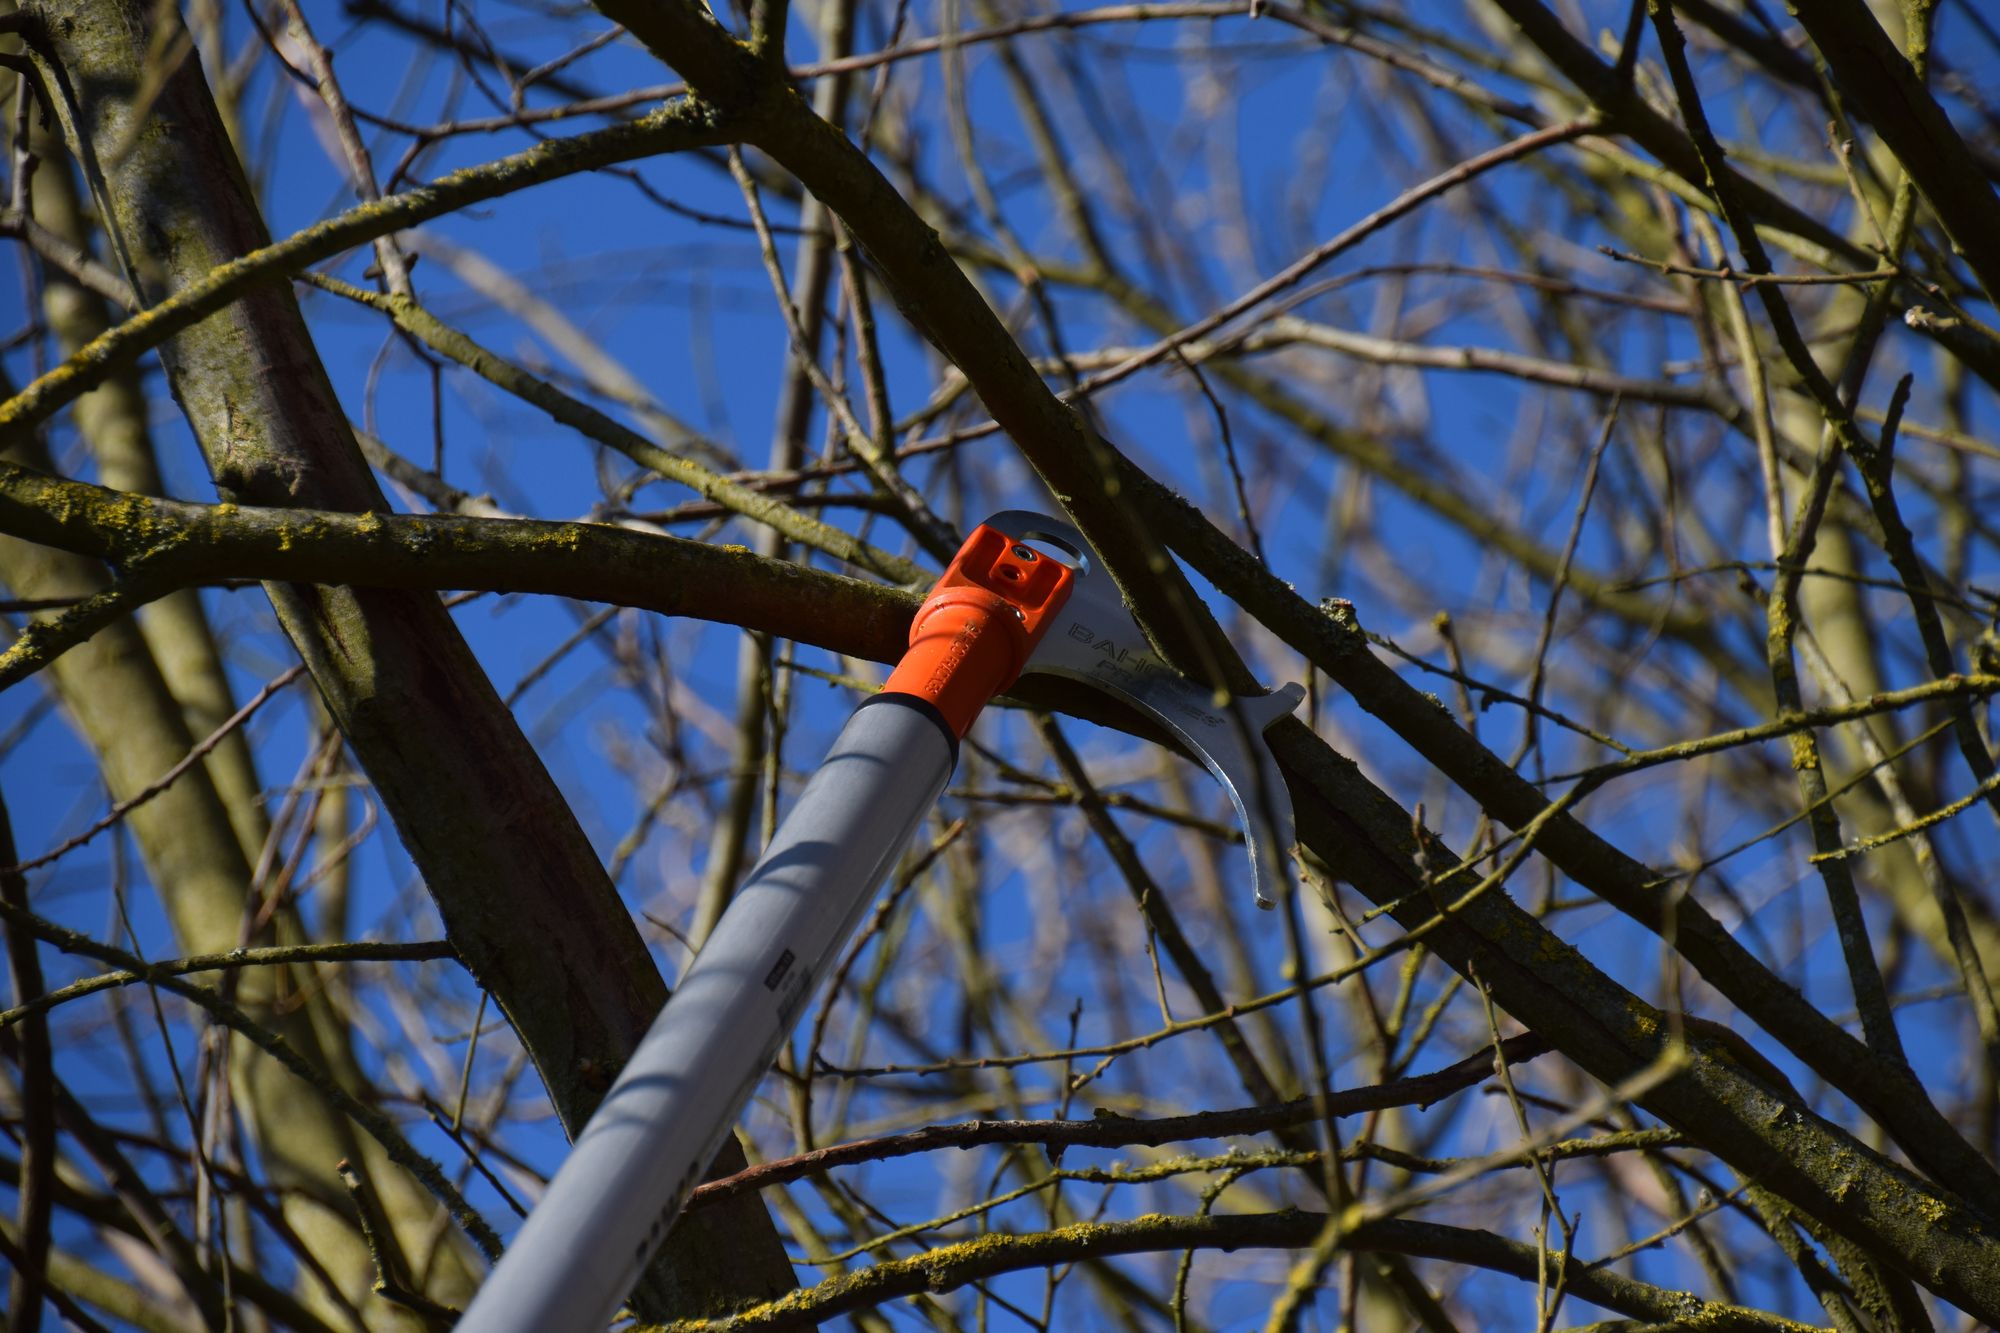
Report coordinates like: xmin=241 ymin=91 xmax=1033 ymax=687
xmin=5 ymin=112 xmax=485 ymax=1314
xmin=25 ymin=129 xmax=268 ymax=863
xmin=0 ymin=431 xmax=427 ymax=1328
xmin=15 ymin=0 xmax=793 ymax=1314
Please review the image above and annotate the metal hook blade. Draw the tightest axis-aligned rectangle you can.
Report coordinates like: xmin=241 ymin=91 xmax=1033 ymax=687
xmin=981 ymin=511 xmax=1304 ymax=909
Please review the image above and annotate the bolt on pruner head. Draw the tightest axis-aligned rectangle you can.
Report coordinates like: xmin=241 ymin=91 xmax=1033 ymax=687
xmin=981 ymin=510 xmax=1304 ymax=910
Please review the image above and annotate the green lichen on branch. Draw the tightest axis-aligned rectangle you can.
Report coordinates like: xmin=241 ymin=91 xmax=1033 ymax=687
xmin=0 ymin=460 xmax=919 ymax=679
xmin=647 ymin=1210 xmax=1826 ymax=1332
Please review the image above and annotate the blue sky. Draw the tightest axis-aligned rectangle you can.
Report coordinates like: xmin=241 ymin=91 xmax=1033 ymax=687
xmin=7 ymin=1 xmax=2000 ymax=1327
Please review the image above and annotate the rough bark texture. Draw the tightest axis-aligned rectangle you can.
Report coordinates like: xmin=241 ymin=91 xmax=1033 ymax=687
xmin=0 ymin=427 xmax=438 ymax=1327
xmin=27 ymin=125 xmax=267 ymax=863
xmin=14 ymin=0 xmax=793 ymax=1315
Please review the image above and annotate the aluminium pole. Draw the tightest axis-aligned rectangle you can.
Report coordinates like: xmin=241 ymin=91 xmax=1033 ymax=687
xmin=459 ymin=523 xmax=1075 ymax=1333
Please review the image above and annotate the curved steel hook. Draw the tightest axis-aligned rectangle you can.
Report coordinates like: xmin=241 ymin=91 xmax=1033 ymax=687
xmin=982 ymin=510 xmax=1304 ymax=909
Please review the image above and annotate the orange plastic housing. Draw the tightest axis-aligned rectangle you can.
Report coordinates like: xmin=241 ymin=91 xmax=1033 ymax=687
xmin=883 ymin=524 xmax=1076 ymax=737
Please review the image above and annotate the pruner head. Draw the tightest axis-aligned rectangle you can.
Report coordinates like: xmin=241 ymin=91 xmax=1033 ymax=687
xmin=981 ymin=511 xmax=1304 ymax=910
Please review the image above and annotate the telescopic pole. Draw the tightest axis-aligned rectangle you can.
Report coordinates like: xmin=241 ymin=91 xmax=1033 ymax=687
xmin=456 ymin=523 xmax=1076 ymax=1333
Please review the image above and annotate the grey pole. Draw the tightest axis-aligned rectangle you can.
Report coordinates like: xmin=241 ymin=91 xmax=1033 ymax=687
xmin=454 ymin=510 xmax=1304 ymax=1332
xmin=457 ymin=695 xmax=956 ymax=1333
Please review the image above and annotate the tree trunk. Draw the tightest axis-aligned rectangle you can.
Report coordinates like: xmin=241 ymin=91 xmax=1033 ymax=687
xmin=14 ymin=0 xmax=795 ymax=1315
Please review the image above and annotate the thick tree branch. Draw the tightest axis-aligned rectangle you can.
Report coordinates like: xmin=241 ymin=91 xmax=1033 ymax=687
xmin=1787 ymin=0 xmax=2000 ymax=303
xmin=657 ymin=1212 xmax=1823 ymax=1332
xmin=1127 ymin=461 xmax=2000 ymax=1198
xmin=0 ymin=460 xmax=912 ymax=666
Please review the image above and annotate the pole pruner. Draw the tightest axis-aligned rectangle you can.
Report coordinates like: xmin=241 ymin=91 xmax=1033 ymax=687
xmin=457 ymin=511 xmax=1304 ymax=1332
